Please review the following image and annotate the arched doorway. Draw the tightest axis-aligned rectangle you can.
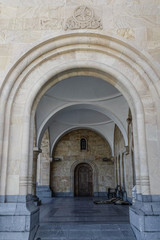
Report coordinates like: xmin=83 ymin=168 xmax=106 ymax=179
xmin=74 ymin=163 xmax=93 ymax=197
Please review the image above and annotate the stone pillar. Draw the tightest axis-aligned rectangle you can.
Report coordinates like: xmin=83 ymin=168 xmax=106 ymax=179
xmin=0 ymin=147 xmax=40 ymax=240
xmin=0 ymin=152 xmax=40 ymax=239
xmin=115 ymin=157 xmax=118 ymax=186
xmin=36 ymin=156 xmax=52 ymax=200
xmin=120 ymin=154 xmax=123 ymax=186
xmin=0 ymin=194 xmax=39 ymax=240
xmin=122 ymin=153 xmax=127 ymax=190
xmin=32 ymin=147 xmax=41 ymax=205
xmin=121 ymin=154 xmax=124 ymax=187
xmin=118 ymin=156 xmax=121 ymax=185
xmin=130 ymin=194 xmax=160 ymax=240
xmin=36 ymin=129 xmax=52 ymax=200
xmin=122 ymin=146 xmax=129 ymax=190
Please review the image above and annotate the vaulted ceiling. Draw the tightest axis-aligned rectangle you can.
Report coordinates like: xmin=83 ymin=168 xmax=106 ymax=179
xmin=36 ymin=76 xmax=129 ymax=155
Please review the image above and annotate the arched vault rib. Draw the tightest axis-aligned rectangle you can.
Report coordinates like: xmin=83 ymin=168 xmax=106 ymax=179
xmin=37 ymin=103 xmax=128 ymax=150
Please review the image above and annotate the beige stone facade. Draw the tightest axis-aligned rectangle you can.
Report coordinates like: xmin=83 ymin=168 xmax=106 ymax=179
xmin=0 ymin=0 xmax=160 ymax=69
xmin=0 ymin=1 xmax=160 ymax=239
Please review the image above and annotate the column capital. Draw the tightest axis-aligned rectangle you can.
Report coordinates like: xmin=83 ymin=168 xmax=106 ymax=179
xmin=122 ymin=146 xmax=129 ymax=155
xmin=126 ymin=117 xmax=132 ymax=124
xmin=33 ymin=147 xmax=42 ymax=153
xmin=33 ymin=147 xmax=42 ymax=159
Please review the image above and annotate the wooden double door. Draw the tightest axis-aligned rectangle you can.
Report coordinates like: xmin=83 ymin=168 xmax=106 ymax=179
xmin=74 ymin=163 xmax=93 ymax=197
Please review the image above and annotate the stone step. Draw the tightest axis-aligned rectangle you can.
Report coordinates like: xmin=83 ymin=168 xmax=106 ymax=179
xmin=34 ymin=223 xmax=136 ymax=240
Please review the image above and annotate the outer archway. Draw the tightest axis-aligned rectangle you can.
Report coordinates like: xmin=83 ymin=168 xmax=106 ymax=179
xmin=0 ymin=33 xmax=160 ymax=239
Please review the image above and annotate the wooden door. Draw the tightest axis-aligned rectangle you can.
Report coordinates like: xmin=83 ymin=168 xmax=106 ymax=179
xmin=74 ymin=163 xmax=93 ymax=196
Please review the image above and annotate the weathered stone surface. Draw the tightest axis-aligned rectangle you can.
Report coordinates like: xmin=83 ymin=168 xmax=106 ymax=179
xmin=0 ymin=0 xmax=159 ymax=74
xmin=130 ymin=196 xmax=160 ymax=240
xmin=51 ymin=129 xmax=114 ymax=195
xmin=0 ymin=197 xmax=39 ymax=240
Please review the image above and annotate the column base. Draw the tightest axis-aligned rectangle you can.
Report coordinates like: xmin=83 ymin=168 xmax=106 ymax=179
xmin=0 ymin=194 xmax=39 ymax=240
xmin=130 ymin=194 xmax=160 ymax=240
xmin=36 ymin=185 xmax=52 ymax=199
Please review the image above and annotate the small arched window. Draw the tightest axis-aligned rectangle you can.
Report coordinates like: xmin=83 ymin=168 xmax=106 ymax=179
xmin=80 ymin=138 xmax=87 ymax=150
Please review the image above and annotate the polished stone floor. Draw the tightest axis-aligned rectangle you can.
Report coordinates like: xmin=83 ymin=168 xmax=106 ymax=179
xmin=35 ymin=197 xmax=136 ymax=240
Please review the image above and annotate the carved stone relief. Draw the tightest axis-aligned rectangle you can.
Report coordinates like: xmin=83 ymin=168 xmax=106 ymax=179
xmin=65 ymin=6 xmax=103 ymax=30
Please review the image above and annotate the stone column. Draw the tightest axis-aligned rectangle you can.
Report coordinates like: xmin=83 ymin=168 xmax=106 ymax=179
xmin=36 ymin=129 xmax=52 ymax=199
xmin=116 ymin=157 xmax=119 ymax=185
xmin=122 ymin=154 xmax=126 ymax=190
xmin=118 ymin=156 xmax=121 ymax=185
xmin=120 ymin=154 xmax=123 ymax=186
xmin=32 ymin=147 xmax=41 ymax=205
xmin=115 ymin=157 xmax=118 ymax=186
xmin=120 ymin=153 xmax=124 ymax=187
xmin=122 ymin=146 xmax=129 ymax=190
xmin=36 ymin=156 xmax=52 ymax=199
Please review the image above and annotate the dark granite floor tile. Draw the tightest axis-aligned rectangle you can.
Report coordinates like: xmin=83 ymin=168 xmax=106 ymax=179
xmin=38 ymin=224 xmax=62 ymax=231
xmin=34 ymin=197 xmax=136 ymax=240
xmin=122 ymin=230 xmax=136 ymax=237
xmin=36 ymin=229 xmax=65 ymax=238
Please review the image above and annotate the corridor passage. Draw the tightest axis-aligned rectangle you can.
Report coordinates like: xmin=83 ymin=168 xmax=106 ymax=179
xmin=35 ymin=197 xmax=136 ymax=240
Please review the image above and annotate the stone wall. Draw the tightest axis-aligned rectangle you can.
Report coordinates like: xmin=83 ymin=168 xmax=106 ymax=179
xmin=51 ymin=129 xmax=114 ymax=196
xmin=0 ymin=0 xmax=160 ymax=77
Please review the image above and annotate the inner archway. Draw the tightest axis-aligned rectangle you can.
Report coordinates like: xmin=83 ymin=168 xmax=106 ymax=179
xmin=51 ymin=129 xmax=112 ymax=197
xmin=74 ymin=163 xmax=93 ymax=197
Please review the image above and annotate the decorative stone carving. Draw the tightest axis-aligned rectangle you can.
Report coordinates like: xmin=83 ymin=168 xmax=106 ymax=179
xmin=65 ymin=6 xmax=103 ymax=30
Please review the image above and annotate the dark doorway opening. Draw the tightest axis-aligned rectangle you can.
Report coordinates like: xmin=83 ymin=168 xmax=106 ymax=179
xmin=74 ymin=163 xmax=93 ymax=196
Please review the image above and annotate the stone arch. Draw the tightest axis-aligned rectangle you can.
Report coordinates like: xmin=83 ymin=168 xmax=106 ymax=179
xmin=51 ymin=126 xmax=113 ymax=157
xmin=0 ymin=32 xmax=160 ymax=200
xmin=70 ymin=159 xmax=99 ymax=196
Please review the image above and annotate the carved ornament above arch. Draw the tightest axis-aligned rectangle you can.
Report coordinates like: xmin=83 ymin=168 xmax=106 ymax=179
xmin=65 ymin=6 xmax=103 ymax=30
